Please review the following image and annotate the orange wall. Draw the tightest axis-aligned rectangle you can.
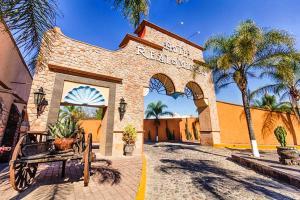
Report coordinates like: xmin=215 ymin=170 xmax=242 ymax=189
xmin=81 ymin=102 xmax=300 ymax=146
xmin=143 ymin=118 xmax=201 ymax=142
xmin=217 ymin=101 xmax=300 ymax=146
xmin=79 ymin=120 xmax=102 ymax=143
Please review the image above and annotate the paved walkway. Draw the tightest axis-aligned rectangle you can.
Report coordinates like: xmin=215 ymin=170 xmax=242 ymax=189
xmin=0 ymin=156 xmax=142 ymax=200
xmin=144 ymin=142 xmax=300 ymax=200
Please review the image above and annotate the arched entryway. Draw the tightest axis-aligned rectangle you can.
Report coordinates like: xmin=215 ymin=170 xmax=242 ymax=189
xmin=144 ymin=74 xmax=210 ymax=144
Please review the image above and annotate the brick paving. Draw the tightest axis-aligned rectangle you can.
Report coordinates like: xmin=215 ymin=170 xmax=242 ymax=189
xmin=144 ymin=142 xmax=300 ymax=200
xmin=0 ymin=156 xmax=142 ymax=200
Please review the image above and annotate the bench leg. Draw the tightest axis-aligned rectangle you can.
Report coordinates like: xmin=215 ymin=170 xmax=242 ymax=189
xmin=62 ymin=160 xmax=66 ymax=178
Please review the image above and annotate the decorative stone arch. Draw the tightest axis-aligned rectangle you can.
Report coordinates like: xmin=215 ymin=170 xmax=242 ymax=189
xmin=150 ymin=73 xmax=175 ymax=95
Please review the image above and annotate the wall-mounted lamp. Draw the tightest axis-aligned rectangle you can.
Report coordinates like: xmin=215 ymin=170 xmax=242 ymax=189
xmin=118 ymin=97 xmax=127 ymax=120
xmin=34 ymin=87 xmax=48 ymax=118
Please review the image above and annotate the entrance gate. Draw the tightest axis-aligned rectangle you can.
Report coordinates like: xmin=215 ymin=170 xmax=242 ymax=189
xmin=27 ymin=20 xmax=221 ymax=156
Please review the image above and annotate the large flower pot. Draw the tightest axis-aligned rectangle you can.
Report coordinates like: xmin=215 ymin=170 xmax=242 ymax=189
xmin=276 ymin=146 xmax=300 ymax=165
xmin=124 ymin=144 xmax=135 ymax=156
xmin=54 ymin=138 xmax=75 ymax=151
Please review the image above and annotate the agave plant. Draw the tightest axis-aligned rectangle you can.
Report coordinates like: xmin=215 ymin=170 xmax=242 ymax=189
xmin=48 ymin=117 xmax=82 ymax=138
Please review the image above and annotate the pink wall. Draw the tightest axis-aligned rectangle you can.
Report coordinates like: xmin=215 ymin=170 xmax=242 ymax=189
xmin=0 ymin=23 xmax=32 ymax=102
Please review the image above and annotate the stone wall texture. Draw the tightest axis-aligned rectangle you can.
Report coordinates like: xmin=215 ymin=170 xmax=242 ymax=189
xmin=27 ymin=21 xmax=220 ymax=156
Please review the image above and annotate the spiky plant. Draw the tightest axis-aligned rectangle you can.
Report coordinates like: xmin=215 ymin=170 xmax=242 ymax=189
xmin=48 ymin=117 xmax=82 ymax=138
xmin=145 ymin=101 xmax=174 ymax=142
xmin=274 ymin=126 xmax=287 ymax=147
xmin=204 ymin=19 xmax=295 ymax=157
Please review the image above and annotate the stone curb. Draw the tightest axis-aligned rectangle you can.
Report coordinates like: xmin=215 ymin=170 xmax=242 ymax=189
xmin=136 ymin=154 xmax=147 ymax=200
xmin=231 ymin=154 xmax=300 ymax=189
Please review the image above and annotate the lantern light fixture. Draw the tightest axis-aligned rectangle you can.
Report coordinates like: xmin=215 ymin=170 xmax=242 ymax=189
xmin=33 ymin=87 xmax=48 ymax=118
xmin=118 ymin=97 xmax=127 ymax=120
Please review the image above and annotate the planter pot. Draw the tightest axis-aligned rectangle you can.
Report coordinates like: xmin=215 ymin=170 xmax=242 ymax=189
xmin=124 ymin=144 xmax=135 ymax=156
xmin=54 ymin=138 xmax=75 ymax=151
xmin=276 ymin=146 xmax=300 ymax=165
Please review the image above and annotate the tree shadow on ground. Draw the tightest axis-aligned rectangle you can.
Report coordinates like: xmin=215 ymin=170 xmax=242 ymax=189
xmin=159 ymin=158 xmax=298 ymax=200
xmin=152 ymin=143 xmax=228 ymax=158
xmin=2 ymin=159 xmax=122 ymax=199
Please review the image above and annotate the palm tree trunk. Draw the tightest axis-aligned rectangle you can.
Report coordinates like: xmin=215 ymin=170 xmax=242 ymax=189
xmin=241 ymin=90 xmax=260 ymax=157
xmin=290 ymin=96 xmax=300 ymax=122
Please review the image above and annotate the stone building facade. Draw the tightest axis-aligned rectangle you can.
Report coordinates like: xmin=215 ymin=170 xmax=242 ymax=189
xmin=27 ymin=20 xmax=221 ymax=156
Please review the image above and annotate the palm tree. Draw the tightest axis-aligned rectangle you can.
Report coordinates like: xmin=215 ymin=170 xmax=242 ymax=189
xmin=59 ymin=106 xmax=85 ymax=122
xmin=204 ymin=20 xmax=295 ymax=157
xmin=0 ymin=0 xmax=59 ymax=73
xmin=145 ymin=101 xmax=174 ymax=142
xmin=251 ymin=54 xmax=300 ymax=120
xmin=251 ymin=94 xmax=292 ymax=112
xmin=0 ymin=1 xmax=186 ymax=73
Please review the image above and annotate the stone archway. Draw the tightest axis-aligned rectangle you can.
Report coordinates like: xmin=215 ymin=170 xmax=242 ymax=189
xmin=27 ymin=20 xmax=221 ymax=156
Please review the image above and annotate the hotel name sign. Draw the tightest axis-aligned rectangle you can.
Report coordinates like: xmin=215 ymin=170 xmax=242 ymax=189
xmin=136 ymin=42 xmax=198 ymax=71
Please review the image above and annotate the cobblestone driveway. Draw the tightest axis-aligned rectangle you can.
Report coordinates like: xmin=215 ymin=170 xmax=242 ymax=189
xmin=144 ymin=143 xmax=300 ymax=200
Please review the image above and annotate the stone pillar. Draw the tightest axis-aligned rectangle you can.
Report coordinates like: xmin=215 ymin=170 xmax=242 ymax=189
xmin=196 ymin=98 xmax=220 ymax=146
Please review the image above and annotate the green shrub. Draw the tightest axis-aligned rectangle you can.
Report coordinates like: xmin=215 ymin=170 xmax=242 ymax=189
xmin=48 ymin=117 xmax=82 ymax=138
xmin=274 ymin=126 xmax=287 ymax=147
xmin=122 ymin=124 xmax=137 ymax=144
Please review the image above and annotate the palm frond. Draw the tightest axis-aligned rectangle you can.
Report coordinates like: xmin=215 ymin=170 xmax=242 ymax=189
xmin=1 ymin=0 xmax=59 ymax=73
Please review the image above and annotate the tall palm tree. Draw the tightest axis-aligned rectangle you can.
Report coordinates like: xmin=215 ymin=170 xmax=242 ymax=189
xmin=251 ymin=54 xmax=300 ymax=120
xmin=204 ymin=20 xmax=295 ymax=157
xmin=145 ymin=101 xmax=174 ymax=142
xmin=251 ymin=94 xmax=292 ymax=112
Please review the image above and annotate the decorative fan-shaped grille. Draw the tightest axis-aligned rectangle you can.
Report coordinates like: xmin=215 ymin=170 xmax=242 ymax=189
xmin=64 ymin=86 xmax=105 ymax=106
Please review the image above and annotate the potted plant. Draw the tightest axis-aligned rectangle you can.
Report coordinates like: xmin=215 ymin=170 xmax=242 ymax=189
xmin=48 ymin=117 xmax=82 ymax=151
xmin=274 ymin=126 xmax=299 ymax=164
xmin=122 ymin=124 xmax=137 ymax=156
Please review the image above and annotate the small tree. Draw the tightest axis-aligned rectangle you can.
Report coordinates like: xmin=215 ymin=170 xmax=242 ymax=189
xmin=274 ymin=126 xmax=287 ymax=147
xmin=122 ymin=124 xmax=137 ymax=145
xmin=145 ymin=101 xmax=174 ymax=142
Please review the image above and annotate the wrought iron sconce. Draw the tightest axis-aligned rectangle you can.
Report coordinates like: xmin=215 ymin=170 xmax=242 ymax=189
xmin=34 ymin=87 xmax=48 ymax=118
xmin=118 ymin=97 xmax=127 ymax=120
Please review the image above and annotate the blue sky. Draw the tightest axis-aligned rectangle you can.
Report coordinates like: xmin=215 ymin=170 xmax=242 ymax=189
xmin=55 ymin=0 xmax=300 ymax=116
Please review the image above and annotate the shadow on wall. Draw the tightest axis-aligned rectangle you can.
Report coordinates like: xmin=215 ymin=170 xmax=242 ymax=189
xmin=143 ymin=118 xmax=201 ymax=143
xmin=218 ymin=101 xmax=300 ymax=146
